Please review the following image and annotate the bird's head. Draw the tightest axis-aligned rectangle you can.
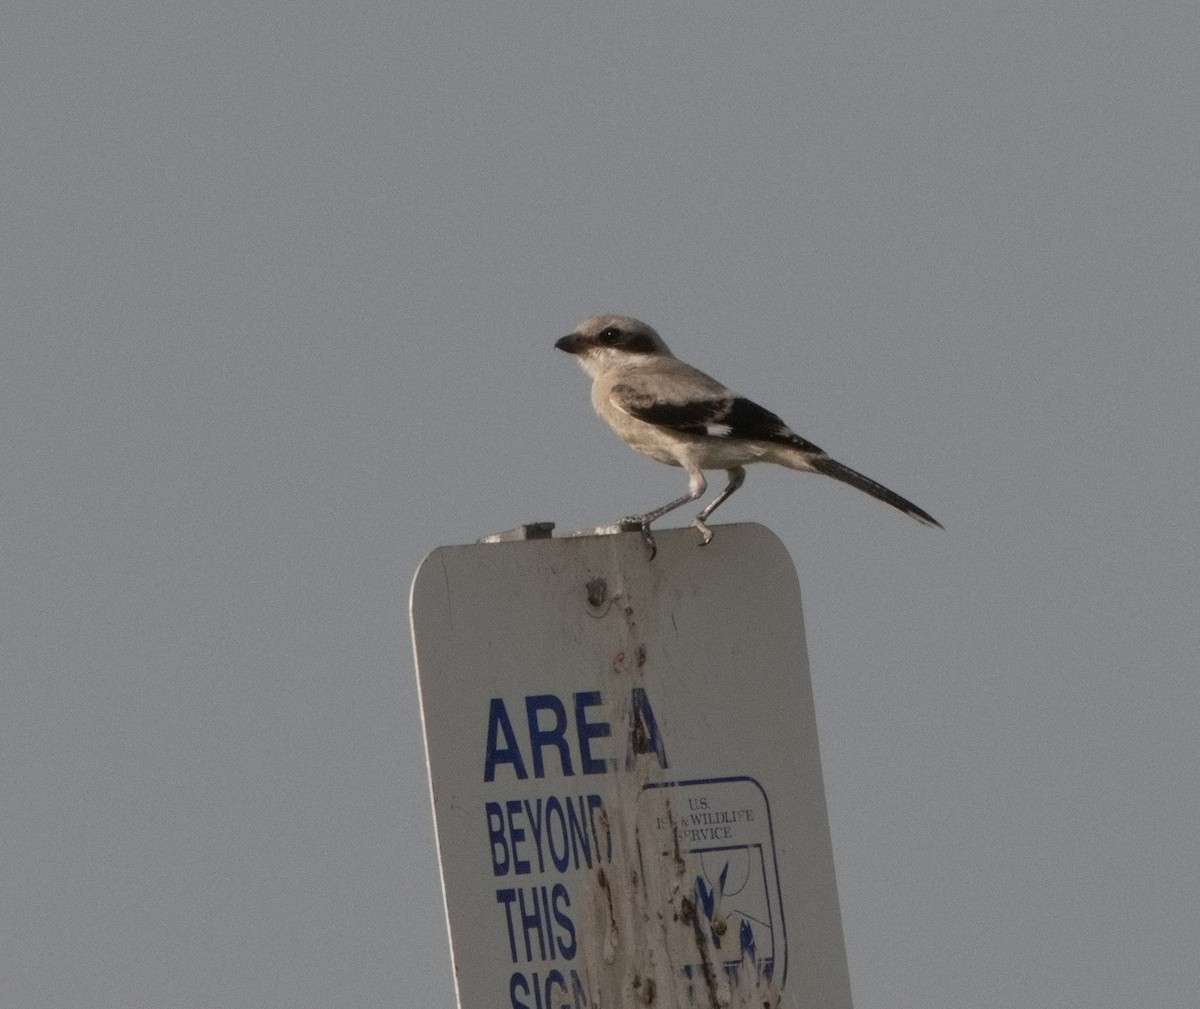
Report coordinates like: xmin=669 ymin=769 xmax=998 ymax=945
xmin=555 ymin=314 xmax=673 ymax=378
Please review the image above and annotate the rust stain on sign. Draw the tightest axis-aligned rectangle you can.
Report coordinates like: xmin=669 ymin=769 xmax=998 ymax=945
xmin=572 ymin=581 xmax=784 ymax=1009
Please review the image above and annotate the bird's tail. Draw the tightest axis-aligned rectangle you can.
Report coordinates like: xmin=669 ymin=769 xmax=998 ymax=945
xmin=808 ymin=455 xmax=943 ymax=529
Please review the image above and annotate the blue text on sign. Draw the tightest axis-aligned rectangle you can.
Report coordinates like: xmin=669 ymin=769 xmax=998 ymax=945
xmin=484 ymin=689 xmax=668 ymax=783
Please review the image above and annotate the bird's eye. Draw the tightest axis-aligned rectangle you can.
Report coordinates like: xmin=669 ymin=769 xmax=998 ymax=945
xmin=598 ymin=327 xmax=621 ymax=344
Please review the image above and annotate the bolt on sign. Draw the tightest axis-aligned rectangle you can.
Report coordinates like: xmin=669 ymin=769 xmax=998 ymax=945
xmin=410 ymin=523 xmax=853 ymax=1009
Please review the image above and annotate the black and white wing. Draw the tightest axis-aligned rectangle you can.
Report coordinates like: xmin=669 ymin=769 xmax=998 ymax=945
xmin=609 ymin=380 xmax=825 ymax=455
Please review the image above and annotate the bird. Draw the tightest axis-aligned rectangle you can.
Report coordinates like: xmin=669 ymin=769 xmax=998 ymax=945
xmin=555 ymin=313 xmax=941 ymax=556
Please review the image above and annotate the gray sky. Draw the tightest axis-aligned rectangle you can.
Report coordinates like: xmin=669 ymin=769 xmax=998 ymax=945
xmin=3 ymin=3 xmax=1198 ymax=1007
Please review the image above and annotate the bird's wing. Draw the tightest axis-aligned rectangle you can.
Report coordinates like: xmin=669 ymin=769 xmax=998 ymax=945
xmin=608 ymin=374 xmax=823 ymax=453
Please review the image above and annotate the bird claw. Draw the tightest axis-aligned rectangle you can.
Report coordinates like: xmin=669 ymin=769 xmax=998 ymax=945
xmin=691 ymin=517 xmax=714 ymax=546
xmin=619 ymin=517 xmax=657 ymax=560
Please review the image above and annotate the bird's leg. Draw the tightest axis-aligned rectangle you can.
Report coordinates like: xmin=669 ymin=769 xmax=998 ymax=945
xmin=617 ymin=520 xmax=659 ymax=560
xmin=691 ymin=467 xmax=746 ymax=545
xmin=620 ymin=471 xmax=707 ymax=560
xmin=621 ymin=470 xmax=707 ymax=528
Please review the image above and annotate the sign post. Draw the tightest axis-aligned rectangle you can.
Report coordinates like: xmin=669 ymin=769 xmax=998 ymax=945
xmin=410 ymin=523 xmax=852 ymax=1009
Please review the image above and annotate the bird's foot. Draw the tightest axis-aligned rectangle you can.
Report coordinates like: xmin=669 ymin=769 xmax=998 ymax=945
xmin=691 ymin=517 xmax=715 ymax=546
xmin=619 ymin=517 xmax=657 ymax=560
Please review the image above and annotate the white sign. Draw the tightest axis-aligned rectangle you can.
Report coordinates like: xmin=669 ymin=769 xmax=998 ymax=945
xmin=410 ymin=523 xmax=852 ymax=1009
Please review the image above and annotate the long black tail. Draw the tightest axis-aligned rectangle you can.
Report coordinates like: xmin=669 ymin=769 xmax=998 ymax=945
xmin=810 ymin=455 xmax=943 ymax=529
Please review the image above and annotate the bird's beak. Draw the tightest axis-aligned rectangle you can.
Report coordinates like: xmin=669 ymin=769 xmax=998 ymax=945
xmin=555 ymin=333 xmax=584 ymax=354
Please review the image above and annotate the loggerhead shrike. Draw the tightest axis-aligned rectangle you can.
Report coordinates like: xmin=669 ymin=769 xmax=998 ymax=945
xmin=555 ymin=314 xmax=941 ymax=555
